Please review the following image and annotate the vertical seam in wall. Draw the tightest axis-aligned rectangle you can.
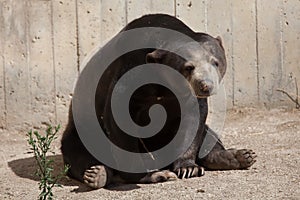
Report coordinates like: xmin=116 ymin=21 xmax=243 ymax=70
xmin=99 ymin=0 xmax=102 ymax=42
xmin=279 ymin=0 xmax=284 ymax=86
xmin=230 ymin=1 xmax=235 ymax=106
xmin=1 ymin=0 xmax=7 ymax=128
xmin=125 ymin=0 xmax=128 ymax=25
xmin=2 ymin=26 xmax=7 ymax=128
xmin=174 ymin=0 xmax=177 ymax=17
xmin=204 ymin=0 xmax=208 ymax=32
xmin=1 ymin=54 xmax=6 ymax=128
xmin=25 ymin=0 xmax=32 ymax=127
xmin=50 ymin=0 xmax=57 ymax=123
xmin=255 ymin=0 xmax=260 ymax=103
xmin=75 ymin=0 xmax=80 ymax=73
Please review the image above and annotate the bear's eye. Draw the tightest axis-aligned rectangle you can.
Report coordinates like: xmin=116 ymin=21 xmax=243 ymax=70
xmin=212 ymin=60 xmax=219 ymax=68
xmin=184 ymin=64 xmax=195 ymax=73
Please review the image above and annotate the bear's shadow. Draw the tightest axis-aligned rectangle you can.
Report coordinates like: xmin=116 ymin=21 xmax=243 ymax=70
xmin=8 ymin=155 xmax=140 ymax=192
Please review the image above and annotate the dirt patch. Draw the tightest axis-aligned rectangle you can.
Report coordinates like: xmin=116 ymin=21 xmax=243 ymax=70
xmin=0 ymin=108 xmax=299 ymax=199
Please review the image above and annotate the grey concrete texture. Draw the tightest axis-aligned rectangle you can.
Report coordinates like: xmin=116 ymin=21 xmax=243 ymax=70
xmin=0 ymin=0 xmax=299 ymax=131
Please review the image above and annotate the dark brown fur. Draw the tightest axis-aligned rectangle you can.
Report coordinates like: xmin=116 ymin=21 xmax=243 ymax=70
xmin=61 ymin=14 xmax=256 ymax=188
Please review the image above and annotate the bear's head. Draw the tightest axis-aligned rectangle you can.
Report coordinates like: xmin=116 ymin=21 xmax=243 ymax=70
xmin=146 ymin=36 xmax=226 ymax=98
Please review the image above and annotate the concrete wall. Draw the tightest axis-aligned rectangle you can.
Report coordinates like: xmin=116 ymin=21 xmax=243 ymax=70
xmin=0 ymin=0 xmax=299 ymax=131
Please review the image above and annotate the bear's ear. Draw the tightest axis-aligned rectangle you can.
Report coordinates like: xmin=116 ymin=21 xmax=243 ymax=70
xmin=215 ymin=36 xmax=224 ymax=49
xmin=146 ymin=49 xmax=167 ymax=63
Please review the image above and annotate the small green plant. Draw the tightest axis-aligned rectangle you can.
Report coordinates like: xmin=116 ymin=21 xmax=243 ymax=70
xmin=27 ymin=124 xmax=69 ymax=200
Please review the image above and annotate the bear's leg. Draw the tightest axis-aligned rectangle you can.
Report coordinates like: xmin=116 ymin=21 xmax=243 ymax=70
xmin=61 ymin=124 xmax=113 ymax=189
xmin=197 ymin=126 xmax=257 ymax=170
xmin=62 ymin=142 xmax=113 ymax=189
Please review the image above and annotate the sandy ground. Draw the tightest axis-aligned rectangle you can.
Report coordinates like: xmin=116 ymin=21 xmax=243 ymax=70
xmin=0 ymin=107 xmax=299 ymax=200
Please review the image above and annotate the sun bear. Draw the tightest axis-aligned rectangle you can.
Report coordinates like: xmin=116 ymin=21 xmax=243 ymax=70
xmin=61 ymin=14 xmax=256 ymax=189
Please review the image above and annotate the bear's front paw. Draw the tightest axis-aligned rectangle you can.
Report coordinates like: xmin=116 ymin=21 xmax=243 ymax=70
xmin=83 ymin=165 xmax=112 ymax=189
xmin=233 ymin=149 xmax=257 ymax=169
xmin=140 ymin=170 xmax=178 ymax=183
xmin=173 ymin=161 xmax=205 ymax=179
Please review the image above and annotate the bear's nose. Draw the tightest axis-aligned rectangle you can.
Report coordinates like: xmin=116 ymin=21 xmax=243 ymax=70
xmin=198 ymin=79 xmax=214 ymax=93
